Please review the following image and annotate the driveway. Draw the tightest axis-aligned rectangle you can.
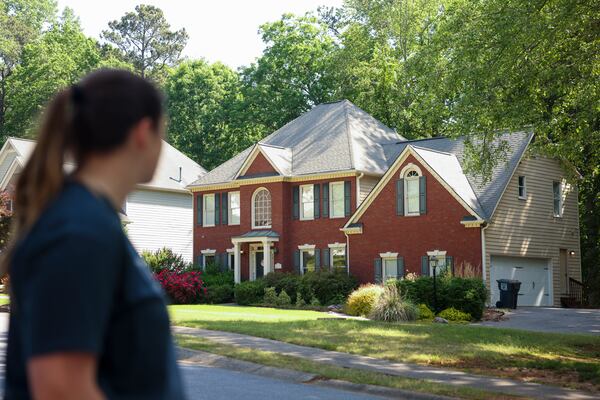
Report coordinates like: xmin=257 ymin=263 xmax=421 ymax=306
xmin=476 ymin=307 xmax=600 ymax=335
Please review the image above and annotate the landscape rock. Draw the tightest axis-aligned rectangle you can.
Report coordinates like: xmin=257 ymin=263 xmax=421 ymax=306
xmin=433 ymin=316 xmax=448 ymax=324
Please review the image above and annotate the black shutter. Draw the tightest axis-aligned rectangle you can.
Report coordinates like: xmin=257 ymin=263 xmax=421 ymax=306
xmin=196 ymin=194 xmax=203 ymax=226
xmin=292 ymin=186 xmax=299 ymax=220
xmin=397 ymin=256 xmax=405 ymax=278
xmin=421 ymin=256 xmax=429 ymax=276
xmin=215 ymin=193 xmax=221 ymax=225
xmin=396 ymin=179 xmax=404 ymax=216
xmin=222 ymin=192 xmax=228 ymax=225
xmin=322 ymin=184 xmax=329 ymax=218
xmin=322 ymin=248 xmax=330 ymax=269
xmin=314 ymin=184 xmax=320 ymax=219
xmin=294 ymin=250 xmax=301 ymax=274
xmin=374 ymin=258 xmax=382 ymax=283
xmin=197 ymin=254 xmax=204 ymax=270
xmin=344 ymin=181 xmax=351 ymax=216
xmin=419 ymin=176 xmax=427 ymax=215
xmin=315 ymin=248 xmax=321 ymax=271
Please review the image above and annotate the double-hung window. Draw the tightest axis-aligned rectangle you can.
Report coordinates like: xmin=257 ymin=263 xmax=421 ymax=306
xmin=301 ymin=249 xmax=316 ymax=274
xmin=203 ymin=194 xmax=216 ymax=227
xmin=330 ymin=182 xmax=345 ymax=218
xmin=383 ymin=258 xmax=397 ymax=281
xmin=229 ymin=191 xmax=240 ymax=225
xmin=404 ymin=170 xmax=420 ymax=215
xmin=553 ymin=181 xmax=562 ymax=217
xmin=300 ymin=185 xmax=314 ymax=220
xmin=518 ymin=176 xmax=527 ymax=199
xmin=329 ymin=244 xmax=346 ymax=271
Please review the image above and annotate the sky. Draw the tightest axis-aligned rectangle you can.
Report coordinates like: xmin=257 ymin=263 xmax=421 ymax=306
xmin=56 ymin=0 xmax=344 ymax=69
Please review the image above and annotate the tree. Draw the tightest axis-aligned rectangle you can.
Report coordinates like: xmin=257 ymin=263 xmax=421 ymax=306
xmin=101 ymin=4 xmax=188 ymax=79
xmin=240 ymin=13 xmax=338 ymax=134
xmin=165 ymin=60 xmax=259 ymax=170
xmin=0 ymin=0 xmax=57 ymax=136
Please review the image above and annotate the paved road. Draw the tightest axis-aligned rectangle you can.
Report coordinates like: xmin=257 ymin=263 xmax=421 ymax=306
xmin=475 ymin=307 xmax=600 ymax=335
xmin=0 ymin=313 xmax=380 ymax=399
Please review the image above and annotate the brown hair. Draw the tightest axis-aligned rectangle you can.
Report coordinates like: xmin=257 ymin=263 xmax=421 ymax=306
xmin=1 ymin=69 xmax=163 ymax=275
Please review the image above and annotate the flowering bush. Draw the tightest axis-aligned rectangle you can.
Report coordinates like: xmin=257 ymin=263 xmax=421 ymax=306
xmin=155 ymin=270 xmax=207 ymax=304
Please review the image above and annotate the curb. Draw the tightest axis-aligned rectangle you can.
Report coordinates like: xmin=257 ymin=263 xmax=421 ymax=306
xmin=175 ymin=346 xmax=454 ymax=400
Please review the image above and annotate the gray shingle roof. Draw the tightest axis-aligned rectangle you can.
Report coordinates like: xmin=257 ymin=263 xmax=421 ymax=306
xmin=188 ymin=100 xmax=404 ymax=186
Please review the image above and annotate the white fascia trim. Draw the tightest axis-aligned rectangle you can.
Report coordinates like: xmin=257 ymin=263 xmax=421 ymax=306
xmin=0 ymin=158 xmax=20 ymax=191
xmin=201 ymin=249 xmax=217 ymax=255
xmin=234 ymin=145 xmax=284 ymax=179
xmin=328 ymin=242 xmax=346 ymax=249
xmin=298 ymin=244 xmax=316 ymax=250
xmin=379 ymin=252 xmax=398 ymax=259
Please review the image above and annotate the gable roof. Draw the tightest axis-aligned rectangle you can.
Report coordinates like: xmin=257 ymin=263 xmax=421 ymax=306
xmin=188 ymin=100 xmax=404 ymax=187
xmin=0 ymin=137 xmax=206 ymax=193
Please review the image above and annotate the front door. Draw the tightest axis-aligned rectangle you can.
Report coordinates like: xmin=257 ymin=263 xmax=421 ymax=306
xmin=255 ymin=251 xmax=264 ymax=279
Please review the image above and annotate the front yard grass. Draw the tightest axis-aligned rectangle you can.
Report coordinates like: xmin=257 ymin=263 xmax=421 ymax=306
xmin=170 ymin=304 xmax=600 ymax=392
xmin=175 ymin=334 xmax=524 ymax=400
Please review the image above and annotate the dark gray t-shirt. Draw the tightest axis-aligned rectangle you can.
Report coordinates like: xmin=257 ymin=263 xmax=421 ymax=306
xmin=4 ymin=181 xmax=185 ymax=399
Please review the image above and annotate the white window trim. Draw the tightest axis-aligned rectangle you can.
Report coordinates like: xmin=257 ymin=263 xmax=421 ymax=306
xmin=381 ymin=254 xmax=399 ymax=281
xmin=553 ymin=181 xmax=563 ymax=218
xmin=329 ymin=181 xmax=345 ymax=219
xmin=228 ymin=191 xmax=241 ymax=226
xmin=328 ymin=243 xmax=347 ymax=269
xmin=203 ymin=194 xmax=216 ymax=227
xmin=251 ymin=187 xmax=272 ymax=229
xmin=403 ymin=167 xmax=421 ymax=217
xmin=299 ymin=247 xmax=316 ymax=275
xmin=200 ymin=249 xmax=217 ymax=268
xmin=518 ymin=176 xmax=527 ymax=200
xmin=299 ymin=184 xmax=315 ymax=221
xmin=426 ymin=250 xmax=447 ymax=276
xmin=379 ymin=252 xmax=398 ymax=259
xmin=298 ymin=244 xmax=316 ymax=251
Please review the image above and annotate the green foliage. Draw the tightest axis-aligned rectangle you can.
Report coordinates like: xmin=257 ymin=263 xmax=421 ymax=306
xmin=276 ymin=290 xmax=292 ymax=307
xmin=263 ymin=287 xmax=278 ymax=306
xmin=141 ymin=247 xmax=190 ymax=273
xmin=262 ymin=272 xmax=302 ymax=303
xmin=298 ymin=270 xmax=358 ymax=305
xmin=438 ymin=307 xmax=472 ymax=322
xmin=295 ymin=292 xmax=306 ymax=307
xmin=309 ymin=296 xmax=321 ymax=307
xmin=205 ymin=284 xmax=233 ymax=304
xmin=345 ymin=284 xmax=384 ymax=317
xmin=369 ymin=285 xmax=419 ymax=322
xmin=233 ymin=280 xmax=266 ymax=306
xmin=202 ymin=266 xmax=234 ymax=287
xmin=418 ymin=304 xmax=435 ymax=321
xmin=396 ymin=276 xmax=487 ymax=320
xmin=101 ymin=4 xmax=188 ymax=79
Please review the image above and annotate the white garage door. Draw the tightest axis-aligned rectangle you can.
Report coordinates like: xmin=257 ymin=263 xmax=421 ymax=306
xmin=490 ymin=256 xmax=551 ymax=306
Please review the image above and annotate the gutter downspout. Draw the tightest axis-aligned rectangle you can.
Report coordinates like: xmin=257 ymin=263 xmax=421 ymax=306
xmin=344 ymin=232 xmax=350 ymax=277
xmin=481 ymin=222 xmax=489 ymax=303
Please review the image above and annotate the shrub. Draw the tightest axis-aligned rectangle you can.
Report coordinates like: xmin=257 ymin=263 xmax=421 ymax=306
xmin=155 ymin=270 xmax=206 ymax=304
xmin=234 ymin=280 xmax=266 ymax=305
xmin=206 ymin=284 xmax=233 ymax=304
xmin=142 ymin=247 xmax=190 ymax=273
xmin=345 ymin=284 xmax=384 ymax=317
xmin=299 ymin=271 xmax=358 ymax=305
xmin=202 ymin=268 xmax=234 ymax=287
xmin=263 ymin=272 xmax=302 ymax=302
xmin=276 ymin=290 xmax=292 ymax=306
xmin=310 ymin=296 xmax=321 ymax=307
xmin=263 ymin=287 xmax=278 ymax=306
xmin=418 ymin=304 xmax=435 ymax=320
xmin=295 ymin=292 xmax=306 ymax=307
xmin=438 ymin=307 xmax=472 ymax=322
xmin=370 ymin=285 xmax=419 ymax=322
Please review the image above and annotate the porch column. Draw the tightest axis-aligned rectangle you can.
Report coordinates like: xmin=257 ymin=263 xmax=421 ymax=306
xmin=234 ymin=242 xmax=241 ymax=284
xmin=262 ymin=239 xmax=271 ymax=275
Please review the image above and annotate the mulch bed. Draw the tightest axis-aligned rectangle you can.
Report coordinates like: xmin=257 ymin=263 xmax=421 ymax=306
xmin=482 ymin=308 xmax=508 ymax=322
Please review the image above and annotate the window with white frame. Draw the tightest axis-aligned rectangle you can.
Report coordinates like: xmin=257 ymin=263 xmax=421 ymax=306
xmin=330 ymin=182 xmax=345 ymax=218
xmin=252 ymin=188 xmax=272 ymax=228
xmin=203 ymin=194 xmax=216 ymax=226
xmin=518 ymin=176 xmax=527 ymax=199
xmin=300 ymin=185 xmax=314 ymax=220
xmin=329 ymin=244 xmax=346 ymax=271
xmin=380 ymin=253 xmax=398 ymax=281
xmin=404 ymin=169 xmax=420 ymax=215
xmin=301 ymin=249 xmax=316 ymax=274
xmin=427 ymin=253 xmax=448 ymax=276
xmin=201 ymin=250 xmax=216 ymax=269
xmin=553 ymin=181 xmax=562 ymax=217
xmin=229 ymin=191 xmax=240 ymax=225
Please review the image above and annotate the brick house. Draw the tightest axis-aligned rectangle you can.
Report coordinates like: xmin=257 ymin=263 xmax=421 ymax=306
xmin=187 ymin=100 xmax=582 ymax=307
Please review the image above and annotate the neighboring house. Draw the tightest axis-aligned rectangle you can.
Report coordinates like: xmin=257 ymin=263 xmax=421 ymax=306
xmin=187 ymin=100 xmax=581 ymax=307
xmin=0 ymin=137 xmax=206 ymax=262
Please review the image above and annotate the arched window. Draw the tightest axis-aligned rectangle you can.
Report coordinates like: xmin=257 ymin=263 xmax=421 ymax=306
xmin=252 ymin=188 xmax=272 ymax=228
xmin=404 ymin=168 xmax=421 ymax=215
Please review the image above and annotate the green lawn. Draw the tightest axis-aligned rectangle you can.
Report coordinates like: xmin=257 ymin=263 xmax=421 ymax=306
xmin=170 ymin=305 xmax=600 ymax=392
xmin=0 ymin=295 xmax=9 ymax=305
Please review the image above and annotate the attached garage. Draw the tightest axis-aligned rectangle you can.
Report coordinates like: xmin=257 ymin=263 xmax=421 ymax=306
xmin=490 ymin=256 xmax=552 ymax=306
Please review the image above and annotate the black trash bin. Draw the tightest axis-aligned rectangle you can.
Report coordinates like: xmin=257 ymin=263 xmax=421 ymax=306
xmin=496 ymin=279 xmax=521 ymax=309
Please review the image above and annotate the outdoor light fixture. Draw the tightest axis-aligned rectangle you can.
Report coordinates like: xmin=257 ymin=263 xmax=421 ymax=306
xmin=569 ymin=250 xmax=575 ymax=256
xmin=427 ymin=250 xmax=446 ymax=313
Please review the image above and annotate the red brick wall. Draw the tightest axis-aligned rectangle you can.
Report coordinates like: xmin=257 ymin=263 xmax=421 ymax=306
xmin=243 ymin=152 xmax=278 ymax=176
xmin=348 ymin=155 xmax=482 ymax=283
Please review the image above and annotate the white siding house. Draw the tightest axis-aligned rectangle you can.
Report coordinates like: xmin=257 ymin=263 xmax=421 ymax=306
xmin=0 ymin=137 xmax=206 ymax=262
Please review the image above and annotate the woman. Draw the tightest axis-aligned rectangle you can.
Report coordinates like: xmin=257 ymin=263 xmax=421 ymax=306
xmin=2 ymin=69 xmax=185 ymax=399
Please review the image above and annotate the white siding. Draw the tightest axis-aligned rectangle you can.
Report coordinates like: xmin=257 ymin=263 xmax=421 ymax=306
xmin=485 ymin=156 xmax=581 ymax=306
xmin=126 ymin=189 xmax=194 ymax=262
xmin=359 ymin=175 xmax=380 ymax=204
xmin=0 ymin=152 xmax=17 ymax=189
